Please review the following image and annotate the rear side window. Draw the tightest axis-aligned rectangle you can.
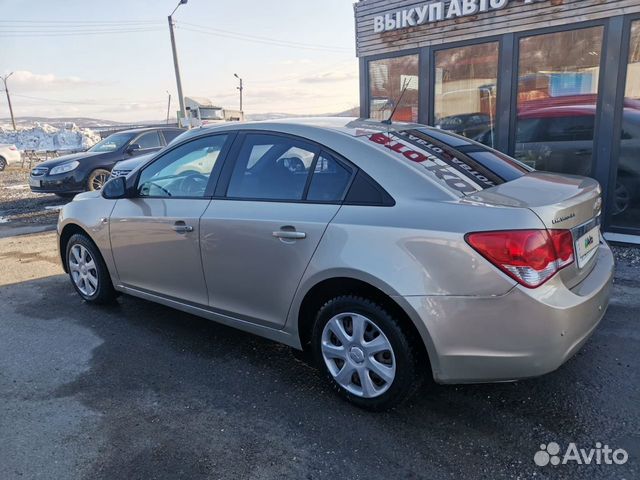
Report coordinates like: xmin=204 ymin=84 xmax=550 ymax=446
xmin=366 ymin=128 xmax=528 ymax=195
xmin=162 ymin=129 xmax=184 ymax=143
xmin=135 ymin=131 xmax=162 ymax=149
xmin=227 ymin=134 xmax=317 ymax=201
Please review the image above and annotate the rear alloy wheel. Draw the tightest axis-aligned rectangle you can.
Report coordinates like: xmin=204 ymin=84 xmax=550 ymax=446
xmin=0 ymin=157 xmax=7 ymax=171
xmin=613 ymin=180 xmax=632 ymax=215
xmin=87 ymin=168 xmax=111 ymax=191
xmin=66 ymin=233 xmax=116 ymax=304
xmin=312 ymin=296 xmax=422 ymax=410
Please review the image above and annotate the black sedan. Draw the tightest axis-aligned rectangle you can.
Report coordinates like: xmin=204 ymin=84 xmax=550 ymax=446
xmin=29 ymin=127 xmax=184 ymax=197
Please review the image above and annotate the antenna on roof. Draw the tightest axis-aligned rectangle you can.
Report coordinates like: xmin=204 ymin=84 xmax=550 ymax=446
xmin=382 ymin=77 xmax=411 ymax=125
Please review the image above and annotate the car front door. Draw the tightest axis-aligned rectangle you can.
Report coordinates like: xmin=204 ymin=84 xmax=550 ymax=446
xmin=200 ymin=133 xmax=354 ymax=328
xmin=109 ymin=133 xmax=233 ymax=305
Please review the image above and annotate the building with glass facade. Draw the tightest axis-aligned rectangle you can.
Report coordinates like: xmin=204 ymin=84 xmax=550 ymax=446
xmin=355 ymin=0 xmax=640 ymax=242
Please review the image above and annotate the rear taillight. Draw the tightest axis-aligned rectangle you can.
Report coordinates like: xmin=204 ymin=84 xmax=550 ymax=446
xmin=465 ymin=229 xmax=575 ymax=288
xmin=9 ymin=145 xmax=17 ymax=151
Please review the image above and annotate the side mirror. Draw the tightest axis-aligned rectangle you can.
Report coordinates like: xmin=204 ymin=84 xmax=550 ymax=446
xmin=127 ymin=143 xmax=141 ymax=154
xmin=102 ymin=176 xmax=128 ymax=199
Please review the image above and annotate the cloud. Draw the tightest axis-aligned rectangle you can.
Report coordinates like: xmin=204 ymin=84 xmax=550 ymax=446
xmin=6 ymin=70 xmax=98 ymax=91
xmin=299 ymin=71 xmax=358 ymax=84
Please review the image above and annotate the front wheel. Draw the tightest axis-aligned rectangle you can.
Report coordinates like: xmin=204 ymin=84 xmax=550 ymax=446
xmin=311 ymin=295 xmax=422 ymax=410
xmin=87 ymin=168 xmax=111 ymax=191
xmin=66 ymin=233 xmax=116 ymax=304
xmin=0 ymin=156 xmax=7 ymax=171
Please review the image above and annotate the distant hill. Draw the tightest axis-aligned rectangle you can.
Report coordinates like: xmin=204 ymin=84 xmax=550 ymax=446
xmin=3 ymin=106 xmax=361 ymax=129
xmin=1 ymin=116 xmax=124 ymax=129
xmin=246 ymin=107 xmax=360 ymax=121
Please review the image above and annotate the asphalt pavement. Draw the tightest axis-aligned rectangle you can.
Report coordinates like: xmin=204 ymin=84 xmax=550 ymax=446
xmin=0 ymin=232 xmax=638 ymax=480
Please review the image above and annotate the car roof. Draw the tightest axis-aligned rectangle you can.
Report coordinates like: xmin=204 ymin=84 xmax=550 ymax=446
xmin=108 ymin=126 xmax=183 ymax=136
xmin=177 ymin=117 xmax=427 ymax=141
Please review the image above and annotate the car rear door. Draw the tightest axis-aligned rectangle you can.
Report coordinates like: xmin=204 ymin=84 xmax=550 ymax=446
xmin=200 ymin=132 xmax=354 ymax=328
xmin=109 ymin=133 xmax=233 ymax=305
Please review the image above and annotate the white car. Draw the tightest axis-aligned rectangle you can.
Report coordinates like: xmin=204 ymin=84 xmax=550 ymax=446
xmin=0 ymin=144 xmax=21 ymax=171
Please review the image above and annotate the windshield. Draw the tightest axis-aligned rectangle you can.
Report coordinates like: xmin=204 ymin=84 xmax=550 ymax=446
xmin=89 ymin=133 xmax=132 ymax=153
xmin=199 ymin=108 xmax=224 ymax=120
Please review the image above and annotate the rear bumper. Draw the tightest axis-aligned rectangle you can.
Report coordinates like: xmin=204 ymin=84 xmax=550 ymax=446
xmin=3 ymin=151 xmax=21 ymax=164
xmin=405 ymin=241 xmax=614 ymax=384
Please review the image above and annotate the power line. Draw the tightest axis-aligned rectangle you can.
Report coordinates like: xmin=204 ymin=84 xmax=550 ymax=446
xmin=181 ymin=22 xmax=351 ymax=52
xmin=0 ymin=19 xmax=161 ymax=24
xmin=12 ymin=93 xmax=165 ymax=106
xmin=0 ymin=27 xmax=164 ymax=37
xmin=177 ymin=24 xmax=352 ymax=53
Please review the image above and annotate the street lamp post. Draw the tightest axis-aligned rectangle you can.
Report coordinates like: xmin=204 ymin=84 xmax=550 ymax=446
xmin=234 ymin=73 xmax=243 ymax=112
xmin=165 ymin=91 xmax=172 ymax=125
xmin=168 ymin=0 xmax=188 ymax=126
xmin=1 ymin=72 xmax=17 ymax=131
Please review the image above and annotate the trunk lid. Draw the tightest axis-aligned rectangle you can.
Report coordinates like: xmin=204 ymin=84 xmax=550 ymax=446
xmin=465 ymin=171 xmax=603 ymax=288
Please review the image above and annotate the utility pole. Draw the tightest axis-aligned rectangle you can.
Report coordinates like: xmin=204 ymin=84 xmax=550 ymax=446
xmin=166 ymin=91 xmax=172 ymax=124
xmin=1 ymin=72 xmax=17 ymax=131
xmin=234 ymin=73 xmax=243 ymax=112
xmin=168 ymin=0 xmax=188 ymax=126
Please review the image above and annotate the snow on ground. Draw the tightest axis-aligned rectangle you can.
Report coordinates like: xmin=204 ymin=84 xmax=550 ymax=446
xmin=0 ymin=123 xmax=100 ymax=152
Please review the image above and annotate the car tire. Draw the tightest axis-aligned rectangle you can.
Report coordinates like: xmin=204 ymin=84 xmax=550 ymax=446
xmin=66 ymin=233 xmax=116 ymax=304
xmin=311 ymin=295 xmax=422 ymax=411
xmin=0 ymin=156 xmax=6 ymax=171
xmin=87 ymin=168 xmax=111 ymax=191
xmin=613 ymin=177 xmax=633 ymax=215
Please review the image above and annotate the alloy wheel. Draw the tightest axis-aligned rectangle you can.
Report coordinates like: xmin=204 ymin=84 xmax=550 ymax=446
xmin=88 ymin=169 xmax=110 ymax=191
xmin=613 ymin=181 xmax=631 ymax=215
xmin=68 ymin=244 xmax=99 ymax=297
xmin=321 ymin=312 xmax=396 ymax=398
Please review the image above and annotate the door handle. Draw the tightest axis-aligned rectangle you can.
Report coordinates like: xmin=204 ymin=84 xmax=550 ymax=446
xmin=172 ymin=221 xmax=194 ymax=234
xmin=272 ymin=230 xmax=306 ymax=240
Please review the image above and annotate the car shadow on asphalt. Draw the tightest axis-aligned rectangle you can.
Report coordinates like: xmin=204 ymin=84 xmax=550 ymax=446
xmin=3 ymin=274 xmax=638 ymax=479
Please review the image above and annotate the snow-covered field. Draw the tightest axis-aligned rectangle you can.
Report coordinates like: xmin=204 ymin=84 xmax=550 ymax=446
xmin=0 ymin=123 xmax=100 ymax=152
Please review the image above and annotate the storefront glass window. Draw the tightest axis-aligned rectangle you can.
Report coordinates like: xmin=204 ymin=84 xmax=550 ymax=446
xmin=612 ymin=21 xmax=640 ymax=229
xmin=369 ymin=54 xmax=419 ymax=122
xmin=434 ymin=42 xmax=499 ymax=148
xmin=514 ymin=27 xmax=604 ymax=177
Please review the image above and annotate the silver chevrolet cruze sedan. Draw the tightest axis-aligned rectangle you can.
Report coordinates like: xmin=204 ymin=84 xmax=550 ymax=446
xmin=57 ymin=118 xmax=613 ymax=410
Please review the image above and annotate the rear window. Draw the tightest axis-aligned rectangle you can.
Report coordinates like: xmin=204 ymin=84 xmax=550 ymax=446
xmin=366 ymin=128 xmax=529 ymax=195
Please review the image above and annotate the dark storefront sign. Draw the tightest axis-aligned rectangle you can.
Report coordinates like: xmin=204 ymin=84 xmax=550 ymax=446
xmin=356 ymin=0 xmax=640 ymax=240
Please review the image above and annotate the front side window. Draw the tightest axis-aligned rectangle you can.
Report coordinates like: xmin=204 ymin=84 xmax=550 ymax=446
xmin=135 ymin=131 xmax=162 ymax=149
xmin=369 ymin=54 xmax=419 ymax=123
xmin=434 ymin=42 xmax=499 ymax=148
xmin=227 ymin=134 xmax=317 ymax=201
xmin=138 ymin=135 xmax=229 ymax=198
xmin=514 ymin=26 xmax=604 ymax=176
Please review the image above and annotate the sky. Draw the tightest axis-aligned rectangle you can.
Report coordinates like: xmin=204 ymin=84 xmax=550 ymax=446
xmin=0 ymin=0 xmax=359 ymax=123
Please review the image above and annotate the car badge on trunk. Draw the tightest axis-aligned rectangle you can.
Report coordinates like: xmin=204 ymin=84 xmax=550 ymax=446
xmin=552 ymin=212 xmax=576 ymax=225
